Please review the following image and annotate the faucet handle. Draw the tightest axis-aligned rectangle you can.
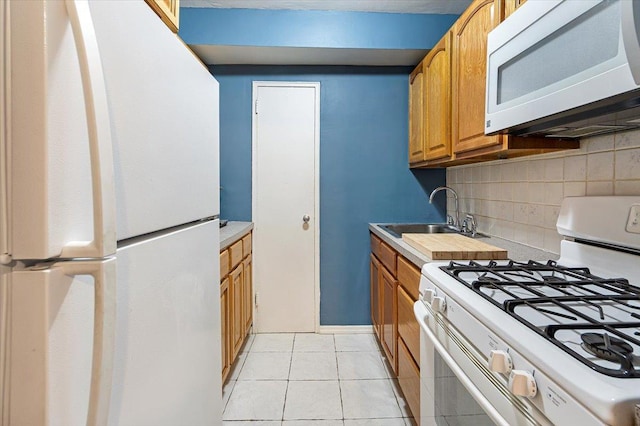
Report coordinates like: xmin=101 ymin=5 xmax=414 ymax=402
xmin=446 ymin=215 xmax=455 ymax=226
xmin=462 ymin=214 xmax=477 ymax=236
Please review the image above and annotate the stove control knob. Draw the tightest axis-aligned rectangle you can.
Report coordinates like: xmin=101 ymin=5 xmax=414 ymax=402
xmin=423 ymin=289 xmax=436 ymax=303
xmin=431 ymin=296 xmax=447 ymax=313
xmin=488 ymin=350 xmax=513 ymax=374
xmin=509 ymin=370 xmax=537 ymax=398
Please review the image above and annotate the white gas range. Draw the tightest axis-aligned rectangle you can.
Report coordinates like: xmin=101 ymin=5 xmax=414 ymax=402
xmin=414 ymin=196 xmax=640 ymax=426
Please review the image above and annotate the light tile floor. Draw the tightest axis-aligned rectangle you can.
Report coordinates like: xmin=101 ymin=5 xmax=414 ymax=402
xmin=222 ymin=333 xmax=416 ymax=426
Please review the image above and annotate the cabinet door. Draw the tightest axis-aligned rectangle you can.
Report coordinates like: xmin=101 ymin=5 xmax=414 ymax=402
xmin=504 ymin=0 xmax=526 ymax=19
xmin=370 ymin=254 xmax=382 ymax=339
xmin=144 ymin=0 xmax=179 ymax=32
xmin=424 ymin=32 xmax=452 ymax=161
xmin=409 ymin=63 xmax=426 ymax=164
xmin=381 ymin=265 xmax=397 ymax=374
xmin=397 ymin=285 xmax=420 ymax=366
xmin=243 ymin=255 xmax=253 ymax=335
xmin=452 ymin=0 xmax=504 ymax=154
xmin=230 ymin=263 xmax=244 ymax=359
xmin=220 ymin=277 xmax=230 ymax=383
xmin=398 ymin=337 xmax=420 ymax=421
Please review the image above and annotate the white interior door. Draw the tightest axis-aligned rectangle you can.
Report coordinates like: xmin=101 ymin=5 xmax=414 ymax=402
xmin=252 ymin=82 xmax=319 ymax=333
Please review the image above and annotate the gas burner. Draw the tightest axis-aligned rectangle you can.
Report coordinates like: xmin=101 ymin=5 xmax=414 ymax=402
xmin=440 ymin=259 xmax=640 ymax=377
xmin=581 ymin=333 xmax=634 ymax=362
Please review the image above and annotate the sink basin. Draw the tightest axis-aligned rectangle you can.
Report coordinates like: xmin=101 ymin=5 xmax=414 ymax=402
xmin=380 ymin=223 xmax=488 ymax=239
xmin=380 ymin=223 xmax=459 ymax=238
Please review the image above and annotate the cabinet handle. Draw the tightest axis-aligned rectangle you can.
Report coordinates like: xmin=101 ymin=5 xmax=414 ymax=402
xmin=303 ymin=215 xmax=310 ymax=223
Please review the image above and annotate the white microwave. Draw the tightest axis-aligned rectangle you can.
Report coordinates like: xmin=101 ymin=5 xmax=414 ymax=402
xmin=485 ymin=0 xmax=640 ymax=138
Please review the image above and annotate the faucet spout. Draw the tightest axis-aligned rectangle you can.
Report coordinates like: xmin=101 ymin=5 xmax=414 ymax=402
xmin=429 ymin=186 xmax=460 ymax=229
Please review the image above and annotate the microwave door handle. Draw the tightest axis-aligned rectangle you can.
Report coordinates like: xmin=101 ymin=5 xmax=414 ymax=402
xmin=62 ymin=0 xmax=117 ymax=259
xmin=60 ymin=258 xmax=116 ymax=426
xmin=621 ymin=1 xmax=640 ymax=85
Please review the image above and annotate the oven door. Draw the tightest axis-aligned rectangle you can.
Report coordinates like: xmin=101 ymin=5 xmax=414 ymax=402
xmin=414 ymin=301 xmax=548 ymax=426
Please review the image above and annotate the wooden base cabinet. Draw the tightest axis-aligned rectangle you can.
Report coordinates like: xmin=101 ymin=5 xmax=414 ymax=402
xmin=220 ymin=277 xmax=230 ymax=382
xmin=370 ymin=254 xmax=382 ymax=339
xmin=370 ymin=234 xmax=398 ymax=373
xmin=243 ymin=255 xmax=253 ymax=335
xmin=230 ymin=263 xmax=244 ymax=359
xmin=398 ymin=338 xmax=421 ymax=420
xmin=370 ymin=232 xmax=422 ymax=421
xmin=381 ymin=266 xmax=397 ymax=373
xmin=221 ymin=230 xmax=253 ymax=384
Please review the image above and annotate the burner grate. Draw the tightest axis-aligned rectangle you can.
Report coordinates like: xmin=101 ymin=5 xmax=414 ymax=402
xmin=440 ymin=260 xmax=640 ymax=378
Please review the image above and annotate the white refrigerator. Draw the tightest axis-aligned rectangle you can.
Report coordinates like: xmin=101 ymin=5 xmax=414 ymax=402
xmin=0 ymin=1 xmax=222 ymax=425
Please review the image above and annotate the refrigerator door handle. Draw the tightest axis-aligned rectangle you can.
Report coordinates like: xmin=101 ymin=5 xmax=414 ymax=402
xmin=60 ymin=258 xmax=116 ymax=426
xmin=62 ymin=0 xmax=117 ymax=259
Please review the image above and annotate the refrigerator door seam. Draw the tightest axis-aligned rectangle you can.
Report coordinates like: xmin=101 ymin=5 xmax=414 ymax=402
xmin=62 ymin=0 xmax=116 ymax=259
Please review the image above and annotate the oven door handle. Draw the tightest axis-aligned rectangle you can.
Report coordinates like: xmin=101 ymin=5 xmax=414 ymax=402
xmin=414 ymin=302 xmax=511 ymax=426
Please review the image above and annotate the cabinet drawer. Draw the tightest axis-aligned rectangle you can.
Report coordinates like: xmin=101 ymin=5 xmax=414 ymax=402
xmin=230 ymin=240 xmax=243 ymax=269
xmin=242 ymin=233 xmax=252 ymax=257
xmin=220 ymin=249 xmax=230 ymax=278
xmin=398 ymin=337 xmax=420 ymax=421
xmin=397 ymin=256 xmax=421 ymax=300
xmin=370 ymin=233 xmax=381 ymax=259
xmin=397 ymin=285 xmax=420 ymax=367
xmin=378 ymin=241 xmax=397 ymax=276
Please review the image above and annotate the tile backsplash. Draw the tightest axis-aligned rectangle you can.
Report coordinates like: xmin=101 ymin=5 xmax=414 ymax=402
xmin=446 ymin=130 xmax=640 ymax=254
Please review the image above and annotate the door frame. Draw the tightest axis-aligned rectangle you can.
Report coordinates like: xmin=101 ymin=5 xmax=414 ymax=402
xmin=251 ymin=81 xmax=321 ymax=332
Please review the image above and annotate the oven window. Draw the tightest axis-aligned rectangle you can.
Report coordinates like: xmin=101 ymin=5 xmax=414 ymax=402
xmin=433 ymin=351 xmax=496 ymax=426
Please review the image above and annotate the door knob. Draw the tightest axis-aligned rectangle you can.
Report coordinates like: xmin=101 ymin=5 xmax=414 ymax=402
xmin=303 ymin=215 xmax=310 ymax=223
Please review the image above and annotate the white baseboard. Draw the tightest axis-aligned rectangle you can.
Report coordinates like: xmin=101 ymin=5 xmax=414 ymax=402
xmin=317 ymin=325 xmax=374 ymax=334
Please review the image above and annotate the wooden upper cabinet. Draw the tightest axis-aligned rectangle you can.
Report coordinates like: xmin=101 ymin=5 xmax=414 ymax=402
xmin=408 ymin=63 xmax=426 ymax=164
xmin=452 ymin=0 xmax=503 ymax=155
xmin=423 ymin=31 xmax=452 ymax=162
xmin=504 ymin=0 xmax=527 ymax=19
xmin=145 ymin=0 xmax=180 ymax=33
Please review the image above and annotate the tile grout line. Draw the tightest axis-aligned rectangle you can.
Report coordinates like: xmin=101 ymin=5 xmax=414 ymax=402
xmin=280 ymin=334 xmax=296 ymax=423
xmin=333 ymin=333 xmax=346 ymax=422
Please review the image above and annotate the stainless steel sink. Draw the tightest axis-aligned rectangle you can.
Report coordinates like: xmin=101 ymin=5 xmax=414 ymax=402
xmin=380 ymin=223 xmax=459 ymax=238
xmin=379 ymin=223 xmax=488 ymax=239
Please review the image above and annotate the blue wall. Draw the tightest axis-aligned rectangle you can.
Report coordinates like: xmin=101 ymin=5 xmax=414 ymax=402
xmin=213 ymin=65 xmax=446 ymax=325
xmin=180 ymin=9 xmax=458 ymax=50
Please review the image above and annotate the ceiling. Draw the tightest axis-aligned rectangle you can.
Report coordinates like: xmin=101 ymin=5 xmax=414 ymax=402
xmin=181 ymin=0 xmax=473 ymax=15
xmin=182 ymin=0 xmax=472 ymax=65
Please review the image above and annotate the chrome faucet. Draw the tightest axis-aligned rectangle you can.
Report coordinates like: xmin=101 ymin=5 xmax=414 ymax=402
xmin=429 ymin=186 xmax=460 ymax=229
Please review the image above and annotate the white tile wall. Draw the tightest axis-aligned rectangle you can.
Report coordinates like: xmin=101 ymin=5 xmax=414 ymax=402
xmin=446 ymin=129 xmax=640 ymax=254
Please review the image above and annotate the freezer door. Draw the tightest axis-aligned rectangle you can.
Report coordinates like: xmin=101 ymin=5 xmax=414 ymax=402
xmin=89 ymin=0 xmax=220 ymax=238
xmin=1 ymin=259 xmax=116 ymax=426
xmin=5 ymin=0 xmax=219 ymax=261
xmin=109 ymin=219 xmax=221 ymax=426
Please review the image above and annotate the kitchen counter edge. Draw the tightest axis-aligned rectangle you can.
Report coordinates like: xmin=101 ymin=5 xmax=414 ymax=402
xmin=369 ymin=223 xmax=559 ymax=270
xmin=220 ymin=221 xmax=253 ymax=251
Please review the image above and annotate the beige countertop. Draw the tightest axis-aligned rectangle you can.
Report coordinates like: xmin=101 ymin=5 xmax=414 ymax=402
xmin=220 ymin=221 xmax=253 ymax=251
xmin=369 ymin=223 xmax=559 ymax=270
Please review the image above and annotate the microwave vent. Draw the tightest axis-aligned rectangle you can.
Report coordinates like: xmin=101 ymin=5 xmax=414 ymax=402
xmin=545 ymin=124 xmax=636 ymax=138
